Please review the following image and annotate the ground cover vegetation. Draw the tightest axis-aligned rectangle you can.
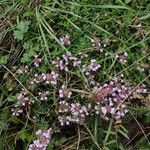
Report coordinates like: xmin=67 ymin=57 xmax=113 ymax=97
xmin=0 ymin=0 xmax=150 ymax=149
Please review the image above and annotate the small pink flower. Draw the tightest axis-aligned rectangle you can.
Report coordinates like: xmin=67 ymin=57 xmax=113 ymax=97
xmin=101 ymin=107 xmax=107 ymax=115
xmin=38 ymin=91 xmax=49 ymax=101
xmin=116 ymin=52 xmax=128 ymax=64
xmin=89 ymin=59 xmax=101 ymax=71
xmin=46 ymin=71 xmax=59 ymax=85
xmin=82 ymin=59 xmax=100 ymax=75
xmin=59 ymin=85 xmax=72 ymax=98
xmin=60 ymin=35 xmax=71 ymax=45
xmin=11 ymin=107 xmax=23 ymax=116
xmin=29 ymin=128 xmax=52 ymax=150
xmin=33 ymin=55 xmax=42 ymax=67
xmin=91 ymin=37 xmax=103 ymax=52
xmin=17 ymin=65 xmax=28 ymax=74
xmin=58 ymin=101 xmax=70 ymax=112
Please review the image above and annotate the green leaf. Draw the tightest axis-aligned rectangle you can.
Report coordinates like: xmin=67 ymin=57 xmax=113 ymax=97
xmin=0 ymin=55 xmax=8 ymax=65
xmin=136 ymin=136 xmax=150 ymax=149
xmin=48 ymin=137 xmax=67 ymax=149
xmin=118 ymin=129 xmax=129 ymax=140
xmin=7 ymin=96 xmax=16 ymax=102
xmin=19 ymin=130 xmax=31 ymax=141
xmin=104 ymin=140 xmax=116 ymax=146
xmin=23 ymin=41 xmax=31 ymax=49
xmin=139 ymin=13 xmax=150 ymax=20
xmin=21 ymin=52 xmax=36 ymax=63
xmin=21 ymin=47 xmax=39 ymax=63
xmin=104 ymin=120 xmax=113 ymax=144
xmin=20 ymin=0 xmax=29 ymax=4
xmin=13 ymin=30 xmax=24 ymax=40
xmin=0 ymin=121 xmax=7 ymax=133
xmin=13 ymin=21 xmax=30 ymax=40
xmin=17 ymin=21 xmax=30 ymax=33
xmin=64 ymin=2 xmax=132 ymax=10
xmin=119 ymin=125 xmax=128 ymax=133
xmin=125 ymin=0 xmax=131 ymax=4
xmin=11 ymin=116 xmax=21 ymax=124
xmin=1 ymin=108 xmax=10 ymax=121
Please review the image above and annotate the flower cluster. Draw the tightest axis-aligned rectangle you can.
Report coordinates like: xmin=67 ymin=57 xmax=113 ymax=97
xmin=91 ymin=37 xmax=110 ymax=52
xmin=92 ymin=75 xmax=148 ymax=122
xmin=57 ymin=74 xmax=147 ymax=124
xmin=33 ymin=55 xmax=42 ymax=67
xmin=45 ymin=71 xmax=59 ymax=85
xmin=58 ymin=78 xmax=147 ymax=123
xmin=116 ymin=52 xmax=128 ymax=64
xmin=17 ymin=65 xmax=29 ymax=74
xmin=38 ymin=91 xmax=49 ymax=101
xmin=92 ymin=76 xmax=130 ymax=121
xmin=79 ymin=52 xmax=88 ymax=59
xmin=82 ymin=59 xmax=101 ymax=75
xmin=58 ymin=101 xmax=70 ymax=113
xmin=137 ymin=66 xmax=145 ymax=72
xmin=135 ymin=84 xmax=147 ymax=94
xmin=29 ymin=128 xmax=52 ymax=150
xmin=86 ymin=75 xmax=100 ymax=88
xmin=94 ymin=102 xmax=128 ymax=122
xmin=91 ymin=37 xmax=102 ymax=52
xmin=59 ymin=85 xmax=72 ymax=98
xmin=52 ymin=52 xmax=82 ymax=71
xmin=29 ymin=71 xmax=59 ymax=86
xmin=11 ymin=107 xmax=23 ymax=116
xmin=58 ymin=101 xmax=91 ymax=125
xmin=11 ymin=88 xmax=34 ymax=116
xmin=17 ymin=89 xmax=34 ymax=106
xmin=60 ymin=35 xmax=71 ymax=46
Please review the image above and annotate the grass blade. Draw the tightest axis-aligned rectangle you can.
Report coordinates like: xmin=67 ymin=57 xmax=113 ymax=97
xmin=103 ymin=120 xmax=113 ymax=144
xmin=65 ymin=1 xmax=133 ymax=10
xmin=43 ymin=6 xmax=111 ymax=35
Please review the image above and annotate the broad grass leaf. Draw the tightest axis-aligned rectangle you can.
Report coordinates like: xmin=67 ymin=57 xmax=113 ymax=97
xmin=125 ymin=0 xmax=131 ymax=4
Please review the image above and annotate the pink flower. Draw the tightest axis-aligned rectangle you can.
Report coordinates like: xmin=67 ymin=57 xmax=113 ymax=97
xmin=59 ymin=85 xmax=72 ymax=98
xmin=17 ymin=65 xmax=28 ymax=74
xmin=89 ymin=59 xmax=101 ymax=71
xmin=116 ymin=52 xmax=128 ymax=64
xmin=82 ymin=59 xmax=101 ymax=75
xmin=46 ymin=71 xmax=59 ymax=85
xmin=11 ymin=107 xmax=23 ymax=116
xmin=29 ymin=128 xmax=52 ymax=150
xmin=60 ymin=35 xmax=71 ymax=45
xmin=38 ymin=91 xmax=49 ymax=101
xmin=33 ymin=55 xmax=42 ymax=67
xmin=101 ymin=107 xmax=107 ymax=115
